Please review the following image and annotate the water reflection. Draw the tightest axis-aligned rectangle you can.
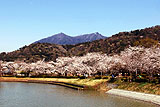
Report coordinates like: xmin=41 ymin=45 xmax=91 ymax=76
xmin=0 ymin=82 xmax=158 ymax=107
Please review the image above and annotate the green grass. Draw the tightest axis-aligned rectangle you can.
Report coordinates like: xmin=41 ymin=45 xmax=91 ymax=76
xmin=115 ymin=81 xmax=160 ymax=95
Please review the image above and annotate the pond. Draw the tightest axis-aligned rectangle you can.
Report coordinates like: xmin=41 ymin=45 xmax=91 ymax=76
xmin=0 ymin=82 xmax=157 ymax=107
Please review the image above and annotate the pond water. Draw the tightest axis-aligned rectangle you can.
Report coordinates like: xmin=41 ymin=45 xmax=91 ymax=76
xmin=0 ymin=82 xmax=157 ymax=107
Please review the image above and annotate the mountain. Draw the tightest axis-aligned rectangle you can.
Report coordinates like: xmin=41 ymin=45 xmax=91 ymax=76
xmin=35 ymin=32 xmax=106 ymax=45
xmin=73 ymin=32 xmax=105 ymax=44
xmin=35 ymin=33 xmax=74 ymax=45
xmin=0 ymin=25 xmax=160 ymax=62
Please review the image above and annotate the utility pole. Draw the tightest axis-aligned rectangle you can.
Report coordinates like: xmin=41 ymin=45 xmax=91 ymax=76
xmin=101 ymin=71 xmax=102 ymax=79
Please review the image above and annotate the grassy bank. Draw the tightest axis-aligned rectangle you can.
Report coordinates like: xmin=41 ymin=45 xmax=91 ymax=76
xmin=114 ymin=81 xmax=160 ymax=95
xmin=0 ymin=77 xmax=109 ymax=90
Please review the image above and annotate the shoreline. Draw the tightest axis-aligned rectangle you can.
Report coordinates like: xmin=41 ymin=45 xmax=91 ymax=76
xmin=106 ymin=89 xmax=160 ymax=106
xmin=0 ymin=77 xmax=85 ymax=90
xmin=0 ymin=77 xmax=107 ymax=90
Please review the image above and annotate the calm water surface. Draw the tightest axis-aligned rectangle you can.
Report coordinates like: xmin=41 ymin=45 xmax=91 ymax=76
xmin=0 ymin=82 xmax=158 ymax=107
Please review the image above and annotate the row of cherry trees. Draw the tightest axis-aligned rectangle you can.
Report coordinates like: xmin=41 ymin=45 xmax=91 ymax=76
xmin=0 ymin=46 xmax=160 ymax=82
xmin=50 ymin=46 xmax=160 ymax=83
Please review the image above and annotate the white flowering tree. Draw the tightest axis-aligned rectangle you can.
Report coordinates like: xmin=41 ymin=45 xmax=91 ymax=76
xmin=0 ymin=46 xmax=160 ymax=83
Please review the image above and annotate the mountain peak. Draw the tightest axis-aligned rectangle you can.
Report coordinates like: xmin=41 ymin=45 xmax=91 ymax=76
xmin=35 ymin=32 xmax=106 ymax=45
xmin=57 ymin=32 xmax=66 ymax=35
xmin=94 ymin=32 xmax=100 ymax=35
xmin=91 ymin=32 xmax=103 ymax=36
xmin=53 ymin=32 xmax=68 ymax=37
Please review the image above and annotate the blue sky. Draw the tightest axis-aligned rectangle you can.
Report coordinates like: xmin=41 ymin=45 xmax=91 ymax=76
xmin=0 ymin=0 xmax=160 ymax=52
